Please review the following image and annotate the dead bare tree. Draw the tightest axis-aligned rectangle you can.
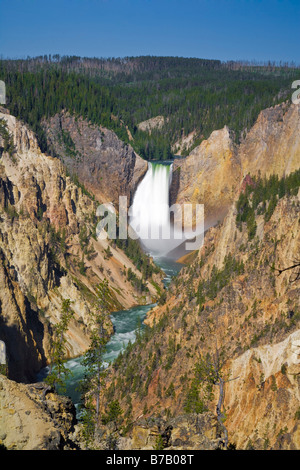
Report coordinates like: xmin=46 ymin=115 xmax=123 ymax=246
xmin=195 ymin=345 xmax=239 ymax=449
xmin=272 ymin=259 xmax=300 ymax=282
xmin=210 ymin=348 xmax=240 ymax=449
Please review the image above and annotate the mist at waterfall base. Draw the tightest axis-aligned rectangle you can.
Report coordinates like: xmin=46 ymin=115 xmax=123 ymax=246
xmin=129 ymin=162 xmax=204 ymax=260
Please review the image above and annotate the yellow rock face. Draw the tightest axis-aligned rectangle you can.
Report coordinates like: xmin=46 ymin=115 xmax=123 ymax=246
xmin=239 ymin=103 xmax=300 ymax=179
xmin=171 ymin=126 xmax=241 ymax=230
xmin=0 ymin=375 xmax=77 ymax=450
xmin=171 ymin=102 xmax=300 ymax=232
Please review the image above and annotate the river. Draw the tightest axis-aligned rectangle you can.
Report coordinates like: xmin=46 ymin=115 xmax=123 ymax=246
xmin=37 ymin=161 xmax=186 ymax=413
xmin=37 ymin=255 xmax=182 ymax=414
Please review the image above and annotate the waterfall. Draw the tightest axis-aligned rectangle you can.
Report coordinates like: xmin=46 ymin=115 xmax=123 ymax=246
xmin=130 ymin=162 xmax=183 ymax=257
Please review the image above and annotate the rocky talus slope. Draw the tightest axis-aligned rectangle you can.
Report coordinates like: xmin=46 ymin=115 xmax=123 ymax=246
xmin=0 ymin=109 xmax=162 ymax=383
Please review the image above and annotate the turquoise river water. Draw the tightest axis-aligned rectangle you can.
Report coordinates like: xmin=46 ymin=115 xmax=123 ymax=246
xmin=37 ymin=256 xmax=182 ymax=414
xmin=37 ymin=160 xmax=188 ymax=414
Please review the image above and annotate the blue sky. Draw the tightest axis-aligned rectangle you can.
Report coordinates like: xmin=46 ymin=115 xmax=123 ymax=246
xmin=0 ymin=0 xmax=299 ymax=63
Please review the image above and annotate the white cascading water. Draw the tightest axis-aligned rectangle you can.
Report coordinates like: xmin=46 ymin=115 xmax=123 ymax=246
xmin=130 ymin=162 xmax=183 ymax=257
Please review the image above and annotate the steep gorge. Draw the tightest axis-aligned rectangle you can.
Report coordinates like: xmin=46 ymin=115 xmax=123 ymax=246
xmin=0 ymin=99 xmax=299 ymax=451
xmin=0 ymin=108 xmax=162 ymax=383
xmin=99 ymin=101 xmax=300 ymax=450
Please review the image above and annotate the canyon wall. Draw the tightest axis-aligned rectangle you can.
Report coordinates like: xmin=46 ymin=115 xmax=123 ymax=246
xmin=1 ymin=101 xmax=299 ymax=450
xmin=101 ymin=102 xmax=300 ymax=449
xmin=102 ymin=180 xmax=300 ymax=449
xmin=171 ymin=102 xmax=300 ymax=230
xmin=43 ymin=111 xmax=148 ymax=206
xmin=0 ymin=109 xmax=161 ymax=382
xmin=170 ymin=126 xmax=240 ymax=229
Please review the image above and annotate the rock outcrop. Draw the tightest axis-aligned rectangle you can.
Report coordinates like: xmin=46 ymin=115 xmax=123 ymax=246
xmin=137 ymin=116 xmax=166 ymax=134
xmin=0 ymin=375 xmax=78 ymax=450
xmin=93 ymin=412 xmax=225 ymax=450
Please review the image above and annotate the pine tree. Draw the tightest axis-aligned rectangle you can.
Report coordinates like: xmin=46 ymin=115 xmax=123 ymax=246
xmin=80 ymin=280 xmax=111 ymax=439
xmin=102 ymin=400 xmax=123 ymax=431
xmin=45 ymin=298 xmax=73 ymax=393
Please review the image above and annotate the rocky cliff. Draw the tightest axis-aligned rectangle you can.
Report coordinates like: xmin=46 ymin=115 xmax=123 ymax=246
xmin=170 ymin=102 xmax=300 ymax=231
xmin=239 ymin=101 xmax=300 ymax=178
xmin=43 ymin=111 xmax=148 ymax=206
xmin=170 ymin=126 xmax=240 ymax=230
xmin=0 ymin=109 xmax=162 ymax=383
xmin=101 ymin=181 xmax=300 ymax=450
xmin=99 ymin=102 xmax=300 ymax=450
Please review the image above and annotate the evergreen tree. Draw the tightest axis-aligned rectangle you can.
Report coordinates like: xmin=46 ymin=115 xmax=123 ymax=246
xmin=102 ymin=400 xmax=123 ymax=431
xmin=0 ymin=56 xmax=298 ymax=161
xmin=45 ymin=298 xmax=73 ymax=393
xmin=80 ymin=280 xmax=111 ymax=440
